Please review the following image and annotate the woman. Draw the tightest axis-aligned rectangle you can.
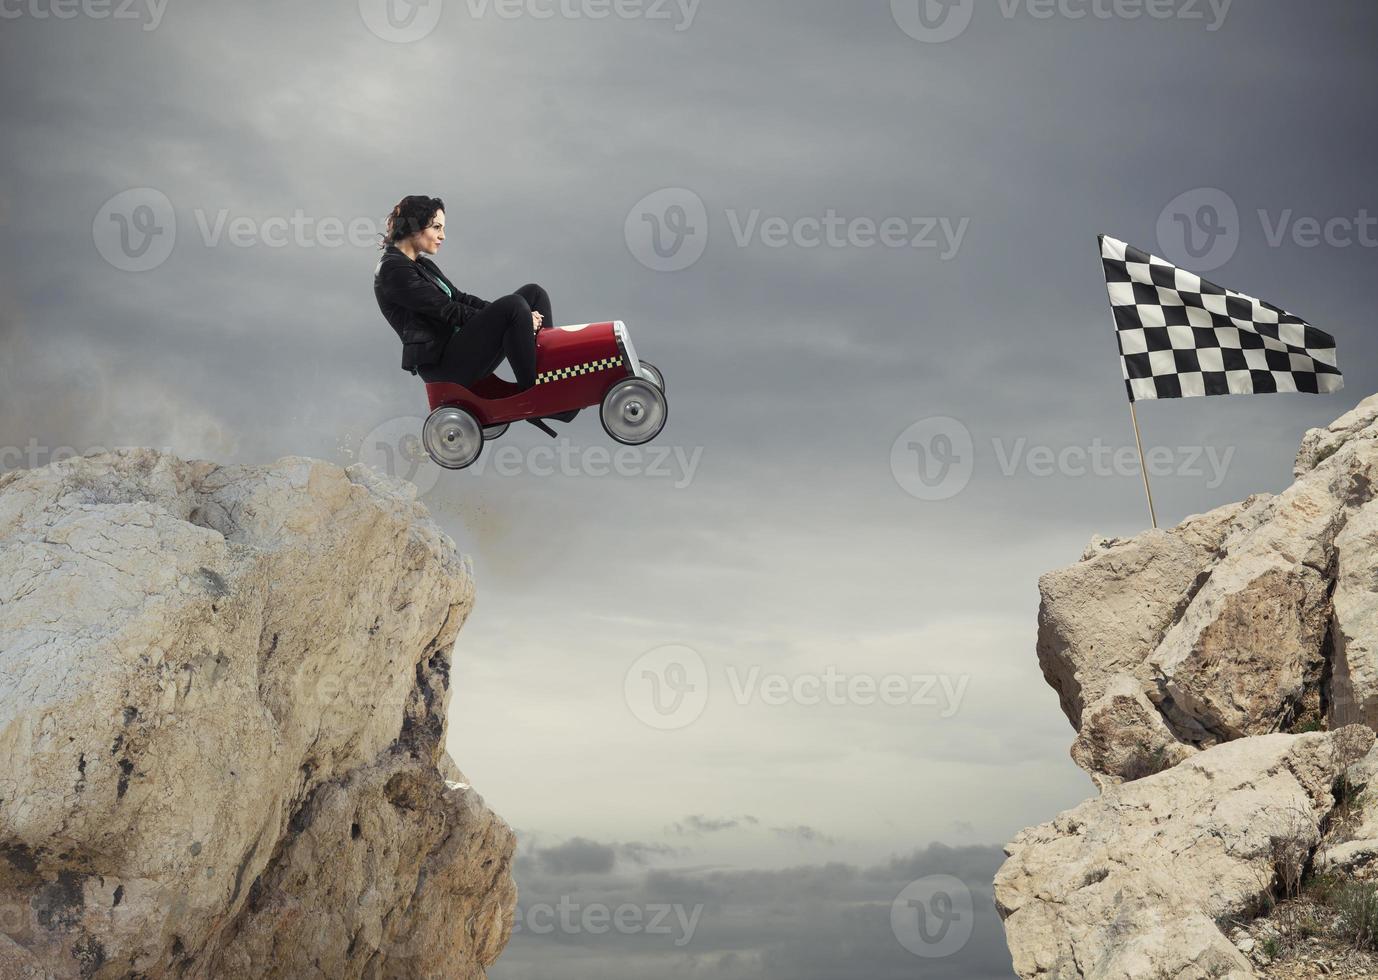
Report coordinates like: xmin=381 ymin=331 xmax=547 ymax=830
xmin=373 ymin=195 xmax=554 ymax=393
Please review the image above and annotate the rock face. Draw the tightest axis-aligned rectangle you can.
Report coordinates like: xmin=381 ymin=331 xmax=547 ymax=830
xmin=996 ymin=726 xmax=1374 ymax=980
xmin=1002 ymin=393 xmax=1378 ymax=979
xmin=1038 ymin=393 xmax=1378 ymax=788
xmin=0 ymin=451 xmax=517 ymax=979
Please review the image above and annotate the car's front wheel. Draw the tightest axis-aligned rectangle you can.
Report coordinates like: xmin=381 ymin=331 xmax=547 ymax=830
xmin=601 ymin=377 xmax=668 ymax=446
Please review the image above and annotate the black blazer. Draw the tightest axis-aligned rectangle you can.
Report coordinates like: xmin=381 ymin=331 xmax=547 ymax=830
xmin=373 ymin=244 xmax=489 ymax=373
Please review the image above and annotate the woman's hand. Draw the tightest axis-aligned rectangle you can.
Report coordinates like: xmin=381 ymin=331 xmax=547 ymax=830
xmin=532 ymin=311 xmax=544 ymax=333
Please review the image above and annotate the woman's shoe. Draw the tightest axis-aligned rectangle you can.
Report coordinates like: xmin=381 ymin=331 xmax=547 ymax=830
xmin=547 ymin=409 xmax=580 ymax=423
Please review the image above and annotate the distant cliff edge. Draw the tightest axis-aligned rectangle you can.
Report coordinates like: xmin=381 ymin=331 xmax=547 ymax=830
xmin=998 ymin=392 xmax=1378 ymax=980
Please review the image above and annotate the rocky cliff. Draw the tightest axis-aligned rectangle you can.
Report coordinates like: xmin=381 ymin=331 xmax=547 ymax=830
xmin=0 ymin=451 xmax=516 ymax=979
xmin=997 ymin=393 xmax=1378 ymax=979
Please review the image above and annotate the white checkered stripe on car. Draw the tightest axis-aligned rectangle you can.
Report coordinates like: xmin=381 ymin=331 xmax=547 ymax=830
xmin=535 ymin=356 xmax=624 ymax=386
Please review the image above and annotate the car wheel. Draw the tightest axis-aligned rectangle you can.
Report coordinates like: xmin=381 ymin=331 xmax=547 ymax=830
xmin=423 ymin=406 xmax=484 ymax=470
xmin=639 ymin=361 xmax=666 ymax=393
xmin=600 ymin=377 xmax=668 ymax=446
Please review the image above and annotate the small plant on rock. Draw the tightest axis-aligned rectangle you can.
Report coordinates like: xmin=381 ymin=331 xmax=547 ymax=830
xmin=1333 ymin=881 xmax=1378 ymax=951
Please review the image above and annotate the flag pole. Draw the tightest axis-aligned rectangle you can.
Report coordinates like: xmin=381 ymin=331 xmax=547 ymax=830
xmin=1099 ymin=235 xmax=1160 ymax=530
xmin=1127 ymin=400 xmax=1158 ymax=529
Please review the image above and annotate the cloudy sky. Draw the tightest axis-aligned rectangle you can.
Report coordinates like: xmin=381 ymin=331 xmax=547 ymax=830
xmin=3 ymin=1 xmax=1376 ymax=975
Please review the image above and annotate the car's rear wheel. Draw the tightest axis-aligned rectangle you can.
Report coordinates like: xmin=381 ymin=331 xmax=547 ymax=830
xmin=423 ymin=406 xmax=484 ymax=470
xmin=601 ymin=377 xmax=668 ymax=446
xmin=482 ymin=423 xmax=510 ymax=440
xmin=639 ymin=361 xmax=665 ymax=393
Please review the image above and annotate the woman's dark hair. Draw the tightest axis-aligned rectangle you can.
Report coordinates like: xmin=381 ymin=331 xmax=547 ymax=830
xmin=379 ymin=195 xmax=445 ymax=250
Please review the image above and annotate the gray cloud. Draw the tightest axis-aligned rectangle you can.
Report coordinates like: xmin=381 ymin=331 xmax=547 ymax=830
xmin=496 ymin=839 xmax=1014 ymax=980
xmin=618 ymin=841 xmax=684 ymax=866
xmin=531 ymin=837 xmax=619 ymax=875
xmin=768 ymin=825 xmax=839 ymax=847
xmin=515 ymin=833 xmax=688 ymax=876
xmin=672 ymin=815 xmax=758 ymax=836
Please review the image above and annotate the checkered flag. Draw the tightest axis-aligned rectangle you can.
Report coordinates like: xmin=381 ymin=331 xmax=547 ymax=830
xmin=1100 ymin=235 xmax=1343 ymax=402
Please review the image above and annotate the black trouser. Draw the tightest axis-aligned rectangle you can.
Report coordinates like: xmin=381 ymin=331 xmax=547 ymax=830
xmin=419 ymin=283 xmax=551 ymax=388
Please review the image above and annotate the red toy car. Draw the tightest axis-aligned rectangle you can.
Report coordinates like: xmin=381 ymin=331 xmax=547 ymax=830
xmin=420 ymin=320 xmax=668 ymax=470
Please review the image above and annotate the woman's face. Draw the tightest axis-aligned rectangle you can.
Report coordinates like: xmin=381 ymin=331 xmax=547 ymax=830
xmin=414 ymin=209 xmax=445 ymax=255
